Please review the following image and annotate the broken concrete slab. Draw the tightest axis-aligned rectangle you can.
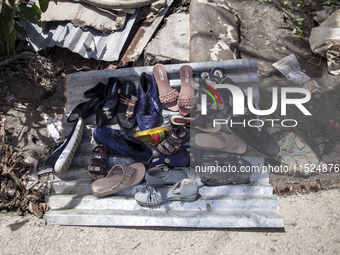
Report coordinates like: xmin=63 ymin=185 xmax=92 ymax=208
xmin=189 ymin=0 xmax=240 ymax=63
xmin=143 ymin=13 xmax=190 ymax=65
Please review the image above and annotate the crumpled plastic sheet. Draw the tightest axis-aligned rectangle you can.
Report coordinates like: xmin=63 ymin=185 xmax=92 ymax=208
xmin=272 ymin=54 xmax=320 ymax=93
xmin=278 ymin=132 xmax=322 ymax=177
xmin=309 ymin=9 xmax=340 ymax=75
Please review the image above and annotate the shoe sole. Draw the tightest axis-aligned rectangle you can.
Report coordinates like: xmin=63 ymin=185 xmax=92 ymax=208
xmin=136 ymin=196 xmax=198 ymax=207
xmin=54 ymin=118 xmax=84 ymax=174
xmin=225 ymin=116 xmax=280 ymax=158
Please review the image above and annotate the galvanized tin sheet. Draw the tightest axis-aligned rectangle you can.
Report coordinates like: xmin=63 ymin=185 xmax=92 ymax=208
xmin=21 ymin=9 xmax=138 ymax=61
xmin=45 ymin=59 xmax=284 ymax=228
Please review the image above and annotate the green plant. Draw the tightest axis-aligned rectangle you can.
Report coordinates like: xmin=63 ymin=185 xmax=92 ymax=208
xmin=323 ymin=0 xmax=340 ymax=5
xmin=292 ymin=26 xmax=304 ymax=36
xmin=296 ymin=0 xmax=311 ymax=8
xmin=293 ymin=17 xmax=305 ymax=37
xmin=0 ymin=0 xmax=56 ymax=57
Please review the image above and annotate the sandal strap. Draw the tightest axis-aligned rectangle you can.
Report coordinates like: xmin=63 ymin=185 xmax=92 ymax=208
xmin=107 ymin=165 xmax=135 ymax=190
xmin=88 ymin=162 xmax=105 ymax=174
xmin=119 ymin=95 xmax=138 ymax=118
xmin=172 ymin=117 xmax=191 ymax=125
xmin=160 ymin=130 xmax=185 ymax=154
xmin=88 ymin=145 xmax=108 ymax=174
xmin=170 ymin=180 xmax=182 ymax=194
xmin=159 ymin=89 xmax=179 ymax=104
xmin=178 ymin=96 xmax=196 ymax=109
xmin=91 ymin=153 xmax=107 ymax=160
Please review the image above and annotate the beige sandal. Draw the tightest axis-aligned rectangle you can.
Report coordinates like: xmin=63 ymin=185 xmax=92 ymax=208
xmin=153 ymin=64 xmax=179 ymax=111
xmin=194 ymin=132 xmax=247 ymax=154
xmin=92 ymin=163 xmax=145 ymax=198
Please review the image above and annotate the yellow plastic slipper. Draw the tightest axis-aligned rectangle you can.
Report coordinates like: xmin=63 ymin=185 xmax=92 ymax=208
xmin=134 ymin=127 xmax=171 ymax=146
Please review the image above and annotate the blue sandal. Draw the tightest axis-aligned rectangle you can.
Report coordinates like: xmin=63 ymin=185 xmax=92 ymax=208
xmin=148 ymin=146 xmax=190 ymax=168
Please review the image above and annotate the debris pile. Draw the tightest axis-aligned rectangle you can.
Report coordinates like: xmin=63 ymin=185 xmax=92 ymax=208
xmin=20 ymin=0 xmax=173 ymax=67
xmin=0 ymin=117 xmax=49 ymax=218
xmin=309 ymin=7 xmax=340 ymax=75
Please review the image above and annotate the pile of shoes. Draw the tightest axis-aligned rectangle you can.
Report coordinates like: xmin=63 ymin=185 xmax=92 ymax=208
xmin=67 ymin=77 xmax=138 ymax=129
xmin=45 ymin=63 xmax=280 ymax=206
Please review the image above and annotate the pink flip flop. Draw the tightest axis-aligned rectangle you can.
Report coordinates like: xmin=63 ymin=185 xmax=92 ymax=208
xmin=153 ymin=64 xmax=179 ymax=111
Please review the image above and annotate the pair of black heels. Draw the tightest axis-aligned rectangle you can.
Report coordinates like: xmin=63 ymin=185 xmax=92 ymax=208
xmin=67 ymin=77 xmax=138 ymax=129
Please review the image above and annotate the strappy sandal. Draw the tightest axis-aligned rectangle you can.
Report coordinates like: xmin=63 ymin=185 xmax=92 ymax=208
xmin=88 ymin=144 xmax=108 ymax=181
xmin=135 ymin=179 xmax=198 ymax=206
xmin=92 ymin=163 xmax=146 ymax=198
xmin=157 ymin=126 xmax=189 ymax=155
xmin=178 ymin=65 xmax=196 ymax=116
xmin=116 ymin=81 xmax=138 ymax=130
xmin=153 ymin=64 xmax=179 ymax=111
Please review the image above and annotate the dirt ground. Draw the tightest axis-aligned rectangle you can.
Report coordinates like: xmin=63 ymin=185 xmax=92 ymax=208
xmin=1 ymin=188 xmax=339 ymax=254
xmin=0 ymin=0 xmax=340 ymax=242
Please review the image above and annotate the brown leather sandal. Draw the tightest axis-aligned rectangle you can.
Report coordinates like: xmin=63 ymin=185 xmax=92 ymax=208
xmin=88 ymin=144 xmax=108 ymax=181
xmin=92 ymin=163 xmax=146 ymax=198
xmin=156 ymin=126 xmax=189 ymax=155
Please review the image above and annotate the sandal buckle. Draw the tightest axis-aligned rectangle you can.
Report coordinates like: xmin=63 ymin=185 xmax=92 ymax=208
xmin=126 ymin=104 xmax=134 ymax=118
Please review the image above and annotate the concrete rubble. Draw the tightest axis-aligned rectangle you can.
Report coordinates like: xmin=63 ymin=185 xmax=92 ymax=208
xmin=144 ymin=13 xmax=190 ymax=65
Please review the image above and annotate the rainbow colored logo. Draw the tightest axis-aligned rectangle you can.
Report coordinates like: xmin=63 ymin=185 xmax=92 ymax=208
xmin=199 ymin=83 xmax=223 ymax=106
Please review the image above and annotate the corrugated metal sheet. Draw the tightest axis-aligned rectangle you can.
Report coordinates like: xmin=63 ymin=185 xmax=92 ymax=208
xmin=44 ymin=60 xmax=284 ymax=228
xmin=40 ymin=1 xmax=129 ymax=32
xmin=21 ymin=9 xmax=138 ymax=61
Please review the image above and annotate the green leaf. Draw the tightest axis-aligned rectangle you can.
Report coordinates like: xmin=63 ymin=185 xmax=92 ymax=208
xmin=17 ymin=4 xmax=41 ymax=24
xmin=0 ymin=27 xmax=17 ymax=57
xmin=39 ymin=0 xmax=50 ymax=12
xmin=0 ymin=2 xmax=15 ymax=35
xmin=32 ymin=4 xmax=42 ymax=15
xmin=53 ymin=0 xmax=57 ymax=4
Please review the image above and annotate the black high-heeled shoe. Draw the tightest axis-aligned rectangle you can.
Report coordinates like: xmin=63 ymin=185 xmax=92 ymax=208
xmin=116 ymin=80 xmax=138 ymax=130
xmin=96 ymin=77 xmax=122 ymax=126
xmin=67 ymin=82 xmax=105 ymax=123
